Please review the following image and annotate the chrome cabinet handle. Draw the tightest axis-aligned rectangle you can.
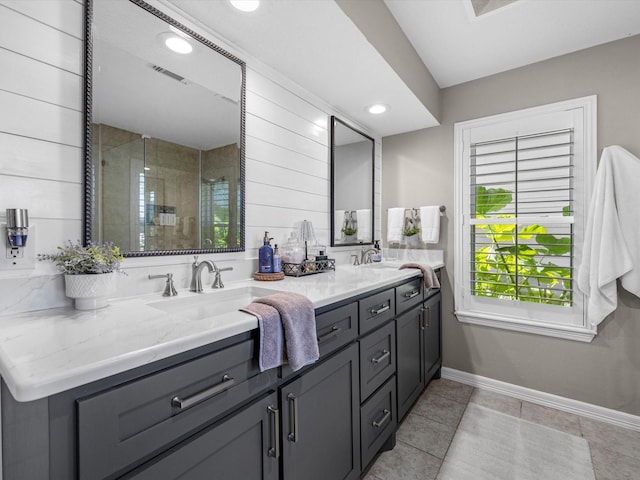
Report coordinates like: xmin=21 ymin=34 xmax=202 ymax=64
xmin=420 ymin=306 xmax=431 ymax=328
xmin=370 ymin=304 xmax=390 ymax=316
xmin=171 ymin=374 xmax=235 ymax=409
xmin=287 ymin=393 xmax=299 ymax=442
xmin=372 ymin=409 xmax=391 ymax=428
xmin=371 ymin=349 xmax=390 ymax=364
xmin=267 ymin=405 xmax=280 ymax=458
xmin=317 ymin=326 xmax=342 ymax=343
xmin=404 ymin=290 xmax=420 ymax=299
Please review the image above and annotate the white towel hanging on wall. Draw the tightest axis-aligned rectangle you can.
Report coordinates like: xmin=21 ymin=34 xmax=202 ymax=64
xmin=419 ymin=206 xmax=441 ymax=244
xmin=577 ymin=145 xmax=640 ymax=327
xmin=387 ymin=208 xmax=404 ymax=243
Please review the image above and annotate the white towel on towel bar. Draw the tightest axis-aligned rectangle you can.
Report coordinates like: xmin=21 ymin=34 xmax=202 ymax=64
xmin=356 ymin=209 xmax=371 ymax=242
xmin=387 ymin=208 xmax=405 ymax=244
xmin=577 ymin=145 xmax=640 ymax=327
xmin=419 ymin=206 xmax=441 ymax=244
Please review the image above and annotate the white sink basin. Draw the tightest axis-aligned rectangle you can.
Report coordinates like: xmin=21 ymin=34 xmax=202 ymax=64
xmin=359 ymin=262 xmax=402 ymax=270
xmin=148 ymin=286 xmax=282 ymax=320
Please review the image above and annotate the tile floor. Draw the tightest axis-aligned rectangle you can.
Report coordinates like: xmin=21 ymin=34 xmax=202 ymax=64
xmin=363 ymin=378 xmax=640 ymax=480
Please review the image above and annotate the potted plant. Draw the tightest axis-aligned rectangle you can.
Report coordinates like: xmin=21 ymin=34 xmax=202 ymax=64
xmin=38 ymin=241 xmax=124 ymax=310
xmin=341 ymin=226 xmax=357 ymax=242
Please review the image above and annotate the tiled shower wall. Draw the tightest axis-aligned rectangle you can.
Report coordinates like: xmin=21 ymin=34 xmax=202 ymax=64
xmin=0 ymin=0 xmax=382 ymax=315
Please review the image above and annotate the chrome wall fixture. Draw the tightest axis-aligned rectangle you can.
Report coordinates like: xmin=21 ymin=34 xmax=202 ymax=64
xmin=6 ymin=208 xmax=29 ymax=248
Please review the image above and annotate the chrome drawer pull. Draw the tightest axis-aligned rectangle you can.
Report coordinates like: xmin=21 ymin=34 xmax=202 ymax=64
xmin=171 ymin=374 xmax=235 ymax=409
xmin=267 ymin=405 xmax=280 ymax=459
xmin=370 ymin=304 xmax=390 ymax=316
xmin=317 ymin=326 xmax=342 ymax=343
xmin=371 ymin=349 xmax=390 ymax=364
xmin=404 ymin=290 xmax=420 ymax=299
xmin=287 ymin=393 xmax=299 ymax=442
xmin=372 ymin=409 xmax=391 ymax=428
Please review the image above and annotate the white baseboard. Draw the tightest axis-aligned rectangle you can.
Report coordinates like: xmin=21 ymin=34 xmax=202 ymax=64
xmin=442 ymin=367 xmax=640 ymax=432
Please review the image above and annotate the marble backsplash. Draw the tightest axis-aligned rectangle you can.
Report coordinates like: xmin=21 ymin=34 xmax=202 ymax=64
xmin=0 ymin=248 xmax=443 ymax=317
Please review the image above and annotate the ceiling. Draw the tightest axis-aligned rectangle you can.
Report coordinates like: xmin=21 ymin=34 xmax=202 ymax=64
xmin=164 ymin=0 xmax=640 ymax=138
xmin=385 ymin=0 xmax=640 ymax=88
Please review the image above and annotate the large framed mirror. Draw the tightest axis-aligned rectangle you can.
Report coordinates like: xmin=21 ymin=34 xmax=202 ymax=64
xmin=84 ymin=0 xmax=245 ymax=256
xmin=330 ymin=116 xmax=375 ymax=246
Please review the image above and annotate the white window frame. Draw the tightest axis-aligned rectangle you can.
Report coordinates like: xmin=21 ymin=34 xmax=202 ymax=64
xmin=454 ymin=96 xmax=597 ymax=342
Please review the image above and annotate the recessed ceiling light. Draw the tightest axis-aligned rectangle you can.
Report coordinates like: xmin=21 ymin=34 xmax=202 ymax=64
xmin=230 ymin=0 xmax=260 ymax=12
xmin=367 ymin=104 xmax=388 ymax=115
xmin=164 ymin=35 xmax=192 ymax=54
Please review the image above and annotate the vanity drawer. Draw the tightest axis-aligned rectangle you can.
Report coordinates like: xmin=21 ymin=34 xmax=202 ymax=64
xmin=77 ymin=337 xmax=274 ymax=480
xmin=316 ymin=302 xmax=359 ymax=357
xmin=395 ymin=277 xmax=423 ymax=315
xmin=359 ymin=288 xmax=395 ymax=334
xmin=281 ymin=302 xmax=358 ymax=380
xmin=359 ymin=321 xmax=396 ymax=402
xmin=360 ymin=376 xmax=397 ymax=469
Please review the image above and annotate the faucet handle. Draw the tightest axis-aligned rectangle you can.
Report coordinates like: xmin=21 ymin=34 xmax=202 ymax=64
xmin=211 ymin=266 xmax=233 ymax=289
xmin=148 ymin=273 xmax=178 ymax=297
xmin=351 ymin=254 xmax=360 ymax=266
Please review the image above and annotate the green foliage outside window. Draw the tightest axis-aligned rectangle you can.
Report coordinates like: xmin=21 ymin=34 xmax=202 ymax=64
xmin=473 ymin=186 xmax=572 ymax=306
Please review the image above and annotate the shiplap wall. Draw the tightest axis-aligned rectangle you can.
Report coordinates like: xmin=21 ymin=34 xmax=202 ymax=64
xmin=0 ymin=0 xmax=382 ymax=314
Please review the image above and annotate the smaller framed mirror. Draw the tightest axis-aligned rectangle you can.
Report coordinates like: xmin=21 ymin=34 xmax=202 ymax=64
xmin=330 ymin=116 xmax=375 ymax=246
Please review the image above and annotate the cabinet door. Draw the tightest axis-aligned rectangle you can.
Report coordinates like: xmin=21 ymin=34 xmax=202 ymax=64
xmin=123 ymin=392 xmax=280 ymax=480
xmin=423 ymin=292 xmax=442 ymax=382
xmin=281 ymin=344 xmax=360 ymax=480
xmin=395 ymin=306 xmax=424 ymax=421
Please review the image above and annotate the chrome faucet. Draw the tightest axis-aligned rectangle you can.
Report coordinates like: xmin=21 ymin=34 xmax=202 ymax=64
xmin=360 ymin=247 xmax=378 ymax=265
xmin=190 ymin=256 xmax=233 ymax=292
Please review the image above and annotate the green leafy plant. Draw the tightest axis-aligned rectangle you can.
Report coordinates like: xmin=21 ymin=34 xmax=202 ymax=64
xmin=403 ymin=226 xmax=420 ymax=237
xmin=38 ymin=240 xmax=124 ymax=275
xmin=342 ymin=227 xmax=357 ymax=236
xmin=473 ymin=186 xmax=572 ymax=306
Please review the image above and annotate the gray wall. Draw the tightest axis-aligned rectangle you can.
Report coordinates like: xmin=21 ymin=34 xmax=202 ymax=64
xmin=382 ymin=34 xmax=640 ymax=415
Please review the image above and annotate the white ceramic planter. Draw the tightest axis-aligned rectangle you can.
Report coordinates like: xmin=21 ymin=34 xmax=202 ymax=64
xmin=64 ymin=272 xmax=117 ymax=310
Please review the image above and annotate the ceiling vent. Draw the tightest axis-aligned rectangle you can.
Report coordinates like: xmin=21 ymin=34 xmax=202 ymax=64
xmin=150 ymin=64 xmax=187 ymax=84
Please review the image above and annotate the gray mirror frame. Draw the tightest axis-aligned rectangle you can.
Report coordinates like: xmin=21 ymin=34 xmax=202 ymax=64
xmin=330 ymin=115 xmax=375 ymax=247
xmin=83 ymin=0 xmax=246 ymax=257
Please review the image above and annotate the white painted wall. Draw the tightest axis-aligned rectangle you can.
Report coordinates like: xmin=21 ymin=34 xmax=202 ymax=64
xmin=0 ymin=0 xmax=382 ymax=315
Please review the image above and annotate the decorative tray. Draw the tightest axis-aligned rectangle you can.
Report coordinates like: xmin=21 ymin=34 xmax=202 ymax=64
xmin=282 ymin=259 xmax=336 ymax=277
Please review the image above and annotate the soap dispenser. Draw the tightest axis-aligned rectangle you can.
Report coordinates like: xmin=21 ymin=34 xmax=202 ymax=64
xmin=259 ymin=231 xmax=274 ymax=273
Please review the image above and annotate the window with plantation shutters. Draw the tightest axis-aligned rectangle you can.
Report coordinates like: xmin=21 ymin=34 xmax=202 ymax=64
xmin=470 ymin=129 xmax=574 ymax=307
xmin=454 ymin=97 xmax=597 ymax=342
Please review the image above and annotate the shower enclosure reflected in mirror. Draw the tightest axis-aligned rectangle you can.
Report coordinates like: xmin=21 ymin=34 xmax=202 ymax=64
xmin=330 ymin=116 xmax=375 ymax=246
xmin=84 ymin=0 xmax=245 ymax=256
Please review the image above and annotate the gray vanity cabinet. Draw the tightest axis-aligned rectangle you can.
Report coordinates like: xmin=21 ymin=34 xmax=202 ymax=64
xmin=396 ymin=290 xmax=442 ymax=421
xmin=396 ymin=304 xmax=425 ymax=421
xmin=122 ymin=392 xmax=280 ymax=480
xmin=281 ymin=343 xmax=361 ymax=480
xmin=423 ymin=292 xmax=442 ymax=382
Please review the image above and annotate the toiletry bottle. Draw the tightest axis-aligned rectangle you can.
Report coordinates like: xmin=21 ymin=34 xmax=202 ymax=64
xmin=372 ymin=240 xmax=382 ymax=262
xmin=273 ymin=244 xmax=282 ymax=273
xmin=259 ymin=232 xmax=274 ymax=273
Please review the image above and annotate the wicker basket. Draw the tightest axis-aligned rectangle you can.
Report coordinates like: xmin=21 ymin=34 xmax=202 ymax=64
xmin=253 ymin=271 xmax=285 ymax=281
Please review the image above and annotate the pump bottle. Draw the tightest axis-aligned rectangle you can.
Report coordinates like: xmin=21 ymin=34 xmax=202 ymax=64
xmin=259 ymin=231 xmax=274 ymax=273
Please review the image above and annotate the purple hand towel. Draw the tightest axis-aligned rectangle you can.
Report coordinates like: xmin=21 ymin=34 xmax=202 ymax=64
xmin=240 ymin=302 xmax=284 ymax=372
xmin=399 ymin=262 xmax=441 ymax=289
xmin=254 ymin=292 xmax=319 ymax=371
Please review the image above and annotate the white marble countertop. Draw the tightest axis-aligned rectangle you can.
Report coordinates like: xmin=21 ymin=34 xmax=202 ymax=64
xmin=0 ymin=261 xmax=442 ymax=402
